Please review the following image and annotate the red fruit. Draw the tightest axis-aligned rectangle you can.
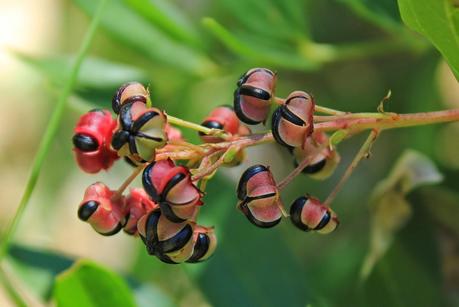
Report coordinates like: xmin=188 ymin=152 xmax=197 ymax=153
xmin=112 ymin=82 xmax=149 ymax=114
xmin=289 ymin=196 xmax=339 ymax=234
xmin=292 ymin=131 xmax=340 ymax=180
xmin=142 ymin=159 xmax=202 ymax=223
xmin=78 ymin=182 xmax=126 ymax=236
xmin=111 ymin=101 xmax=168 ymax=163
xmin=73 ymin=109 xmax=119 ymax=174
xmin=234 ymin=68 xmax=276 ymax=125
xmin=272 ymin=91 xmax=315 ymax=148
xmin=137 ymin=209 xmax=195 ymax=264
xmin=236 ymin=165 xmax=283 ymax=228
xmin=199 ymin=106 xmax=240 ymax=143
xmin=124 ymin=188 xmax=159 ymax=235
xmin=186 ymin=225 xmax=217 ymax=263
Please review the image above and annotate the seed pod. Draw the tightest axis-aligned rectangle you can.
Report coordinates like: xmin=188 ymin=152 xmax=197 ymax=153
xmin=124 ymin=188 xmax=159 ymax=235
xmin=112 ymin=82 xmax=149 ymax=114
xmin=292 ymin=132 xmax=340 ymax=180
xmin=289 ymin=196 xmax=339 ymax=234
xmin=73 ymin=109 xmax=119 ymax=174
xmin=186 ymin=225 xmax=217 ymax=263
xmin=199 ymin=106 xmax=240 ymax=143
xmin=78 ymin=182 xmax=126 ymax=236
xmin=137 ymin=209 xmax=195 ymax=264
xmin=234 ymin=68 xmax=276 ymax=125
xmin=272 ymin=91 xmax=315 ymax=148
xmin=142 ymin=159 xmax=202 ymax=223
xmin=112 ymin=101 xmax=167 ymax=163
xmin=236 ymin=165 xmax=283 ymax=228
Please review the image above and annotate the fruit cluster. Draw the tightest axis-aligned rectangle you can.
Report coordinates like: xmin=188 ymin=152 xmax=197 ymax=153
xmin=73 ymin=68 xmax=344 ymax=264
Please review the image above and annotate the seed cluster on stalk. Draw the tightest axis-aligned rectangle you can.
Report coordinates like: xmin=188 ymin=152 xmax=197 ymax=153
xmin=72 ymin=69 xmax=347 ymax=264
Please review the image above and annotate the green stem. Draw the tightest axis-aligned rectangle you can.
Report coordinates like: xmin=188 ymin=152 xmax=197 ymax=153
xmin=0 ymin=0 xmax=108 ymax=261
xmin=0 ymin=265 xmax=28 ymax=307
xmin=167 ymin=114 xmax=227 ymax=137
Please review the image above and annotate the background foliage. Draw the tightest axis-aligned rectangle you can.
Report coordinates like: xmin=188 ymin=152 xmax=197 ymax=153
xmin=1 ymin=0 xmax=459 ymax=306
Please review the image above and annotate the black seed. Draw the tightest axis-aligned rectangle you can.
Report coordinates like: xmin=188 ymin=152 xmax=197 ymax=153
xmin=271 ymin=107 xmax=291 ymax=148
xmin=73 ymin=134 xmax=99 ymax=152
xmin=238 ymin=85 xmax=271 ymax=101
xmin=159 ymin=202 xmax=186 ymax=223
xmin=280 ymin=105 xmax=305 ymax=126
xmin=78 ymin=201 xmax=99 ymax=221
xmin=156 ymin=252 xmax=178 ymax=264
xmin=158 ymin=224 xmax=193 ymax=253
xmin=111 ymin=130 xmax=130 ymax=150
xmin=145 ymin=210 xmax=161 ymax=254
xmin=142 ymin=163 xmax=160 ymax=202
xmin=186 ymin=233 xmax=210 ymax=263
xmin=199 ymin=120 xmax=224 ymax=136
xmin=289 ymin=196 xmax=311 ymax=232
xmin=303 ymin=159 xmax=327 ymax=174
xmin=314 ymin=211 xmax=331 ymax=231
xmin=112 ymin=82 xmax=132 ymax=114
xmin=237 ymin=164 xmax=268 ymax=200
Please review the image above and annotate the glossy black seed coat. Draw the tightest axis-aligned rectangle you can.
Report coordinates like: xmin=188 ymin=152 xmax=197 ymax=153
xmin=289 ymin=196 xmax=311 ymax=231
xmin=73 ymin=134 xmax=99 ymax=152
xmin=302 ymin=159 xmax=327 ymax=174
xmin=186 ymin=233 xmax=210 ymax=263
xmin=78 ymin=201 xmax=99 ymax=221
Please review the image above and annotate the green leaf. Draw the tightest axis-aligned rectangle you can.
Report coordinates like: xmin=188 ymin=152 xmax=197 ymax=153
xmin=123 ymin=0 xmax=201 ymax=48
xmin=53 ymin=260 xmax=136 ymax=307
xmin=72 ymin=0 xmax=216 ymax=76
xmin=398 ymin=0 xmax=459 ymax=80
xmin=360 ymin=149 xmax=442 ymax=279
xmin=15 ymin=52 xmax=149 ymax=90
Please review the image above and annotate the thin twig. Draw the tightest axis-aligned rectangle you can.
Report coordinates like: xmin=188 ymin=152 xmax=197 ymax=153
xmin=323 ymin=129 xmax=379 ymax=207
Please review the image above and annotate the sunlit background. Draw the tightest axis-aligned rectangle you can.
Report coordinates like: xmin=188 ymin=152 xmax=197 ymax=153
xmin=1 ymin=0 xmax=459 ymax=306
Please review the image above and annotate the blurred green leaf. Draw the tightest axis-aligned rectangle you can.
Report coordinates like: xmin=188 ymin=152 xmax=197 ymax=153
xmin=360 ymin=149 xmax=442 ymax=279
xmin=420 ymin=186 xmax=459 ymax=237
xmin=339 ymin=0 xmax=402 ymax=31
xmin=202 ymin=17 xmax=319 ymax=70
xmin=362 ymin=201 xmax=444 ymax=307
xmin=123 ymin=0 xmax=201 ymax=48
xmin=398 ymin=0 xmax=459 ymax=80
xmin=53 ymin=259 xmax=136 ymax=307
xmin=15 ymin=52 xmax=149 ymax=91
xmin=72 ymin=0 xmax=216 ymax=76
xmin=7 ymin=244 xmax=74 ymax=300
xmin=185 ymin=175 xmax=310 ymax=307
xmin=217 ymin=0 xmax=305 ymax=41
